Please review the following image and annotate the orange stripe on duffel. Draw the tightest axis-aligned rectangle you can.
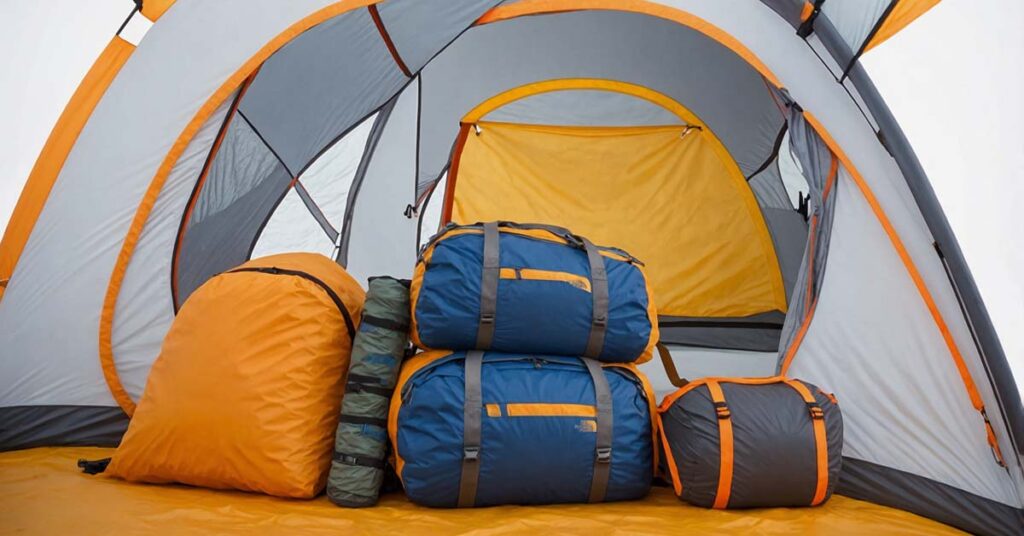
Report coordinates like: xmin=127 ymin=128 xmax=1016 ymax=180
xmin=504 ymin=403 xmax=596 ymax=418
xmin=782 ymin=379 xmax=829 ymax=506
xmin=705 ymin=380 xmax=733 ymax=509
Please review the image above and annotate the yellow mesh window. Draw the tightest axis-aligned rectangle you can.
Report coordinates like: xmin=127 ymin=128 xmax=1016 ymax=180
xmin=450 ymin=121 xmax=786 ymax=318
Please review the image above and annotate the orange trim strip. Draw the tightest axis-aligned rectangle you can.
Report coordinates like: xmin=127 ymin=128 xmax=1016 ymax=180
xmin=368 ymin=4 xmax=412 ymax=77
xmin=705 ymin=380 xmax=733 ymax=509
xmin=170 ymin=73 xmax=257 ymax=308
xmin=98 ymin=0 xmax=382 ymax=415
xmin=441 ymin=124 xmax=471 ymax=225
xmin=782 ymin=379 xmax=830 ymax=506
xmin=658 ymin=375 xmax=790 ymax=412
xmin=800 ymin=1 xmax=815 ymax=23
xmin=475 ymin=0 xmax=781 ymax=87
xmin=801 ymin=112 xmax=985 ymax=413
xmin=658 ymin=415 xmax=683 ymax=496
xmin=0 ymin=36 xmax=135 ymax=304
xmin=504 ymin=403 xmax=597 ymax=417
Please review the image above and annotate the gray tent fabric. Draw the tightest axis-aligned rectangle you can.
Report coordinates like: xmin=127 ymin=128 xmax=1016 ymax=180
xmin=0 ymin=406 xmax=127 ymax=452
xmin=174 ymin=112 xmax=292 ymax=307
xmin=659 ymin=312 xmax=787 ymax=353
xmin=377 ymin=0 xmax=502 ymax=74
xmin=415 ymin=9 xmax=785 ymax=198
xmin=238 ymin=9 xmax=407 ymax=176
xmin=776 ymin=106 xmax=839 ymax=360
xmin=483 ymin=90 xmax=684 ymax=127
xmin=839 ymin=457 xmax=1024 ymax=536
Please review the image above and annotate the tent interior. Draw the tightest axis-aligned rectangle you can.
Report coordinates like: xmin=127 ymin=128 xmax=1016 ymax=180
xmin=173 ymin=9 xmax=814 ymax=388
xmin=2 ymin=2 xmax=1022 ymax=535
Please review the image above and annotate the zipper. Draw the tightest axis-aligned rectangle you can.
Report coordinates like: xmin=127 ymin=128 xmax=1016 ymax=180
xmin=225 ymin=266 xmax=356 ymax=339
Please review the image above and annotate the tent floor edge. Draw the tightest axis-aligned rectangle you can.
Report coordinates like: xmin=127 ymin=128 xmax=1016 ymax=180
xmin=837 ymin=456 xmax=1024 ymax=536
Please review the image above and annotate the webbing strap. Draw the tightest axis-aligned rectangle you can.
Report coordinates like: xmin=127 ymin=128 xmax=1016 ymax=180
xmin=583 ymin=358 xmax=613 ymax=503
xmin=705 ymin=381 xmax=733 ymax=509
xmin=338 ymin=414 xmax=387 ymax=428
xmin=458 ymin=350 xmax=484 ymax=507
xmin=581 ymin=237 xmax=609 ymax=359
xmin=476 ymin=223 xmax=500 ymax=349
xmin=333 ymin=451 xmax=386 ymax=469
xmin=782 ymin=379 xmax=829 ymax=506
xmin=360 ymin=314 xmax=409 ymax=333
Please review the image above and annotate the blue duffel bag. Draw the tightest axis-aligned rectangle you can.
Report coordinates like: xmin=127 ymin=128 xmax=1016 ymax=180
xmin=411 ymin=222 xmax=658 ymax=363
xmin=388 ymin=350 xmax=657 ymax=508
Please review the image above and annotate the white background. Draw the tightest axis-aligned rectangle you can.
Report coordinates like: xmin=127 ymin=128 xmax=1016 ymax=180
xmin=0 ymin=1 xmax=1021 ymax=385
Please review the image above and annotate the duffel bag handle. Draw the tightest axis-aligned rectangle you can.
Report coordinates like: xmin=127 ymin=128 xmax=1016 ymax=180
xmin=657 ymin=342 xmax=688 ymax=387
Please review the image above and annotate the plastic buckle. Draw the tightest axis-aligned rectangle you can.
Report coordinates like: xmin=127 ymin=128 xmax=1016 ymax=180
xmin=479 ymin=313 xmax=495 ymax=325
xmin=714 ymin=401 xmax=731 ymax=420
xmin=596 ymin=447 xmax=612 ymax=464
xmin=463 ymin=446 xmax=480 ymax=461
xmin=807 ymin=402 xmax=824 ymax=420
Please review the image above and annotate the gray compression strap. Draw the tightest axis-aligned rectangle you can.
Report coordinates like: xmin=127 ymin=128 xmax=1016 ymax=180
xmin=581 ymin=237 xmax=609 ymax=358
xmin=476 ymin=222 xmax=500 ymax=349
xmin=583 ymin=357 xmax=613 ymax=503
xmin=458 ymin=350 xmax=484 ymax=507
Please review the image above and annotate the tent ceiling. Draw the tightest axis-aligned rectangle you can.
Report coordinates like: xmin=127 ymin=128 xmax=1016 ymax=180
xmin=417 ymin=9 xmax=786 ymax=199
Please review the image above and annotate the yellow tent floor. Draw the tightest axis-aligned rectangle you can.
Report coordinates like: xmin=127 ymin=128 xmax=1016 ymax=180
xmin=1 ymin=447 xmax=963 ymax=535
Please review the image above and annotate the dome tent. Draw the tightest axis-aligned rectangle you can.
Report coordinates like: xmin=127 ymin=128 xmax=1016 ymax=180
xmin=0 ymin=0 xmax=1020 ymax=534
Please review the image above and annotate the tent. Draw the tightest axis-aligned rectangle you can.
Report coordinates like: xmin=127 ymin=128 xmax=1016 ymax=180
xmin=0 ymin=1 xmax=1020 ymax=534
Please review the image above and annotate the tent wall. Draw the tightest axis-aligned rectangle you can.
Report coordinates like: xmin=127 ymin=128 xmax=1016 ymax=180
xmin=342 ymin=76 xmax=421 ymax=285
xmin=0 ymin=36 xmax=134 ymax=304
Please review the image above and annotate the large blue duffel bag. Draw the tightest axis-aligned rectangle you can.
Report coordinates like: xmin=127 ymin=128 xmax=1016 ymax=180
xmin=411 ymin=222 xmax=658 ymax=363
xmin=388 ymin=350 xmax=657 ymax=507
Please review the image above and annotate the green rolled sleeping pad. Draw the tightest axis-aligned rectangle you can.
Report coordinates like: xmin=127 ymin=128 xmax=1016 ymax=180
xmin=327 ymin=276 xmax=410 ymax=508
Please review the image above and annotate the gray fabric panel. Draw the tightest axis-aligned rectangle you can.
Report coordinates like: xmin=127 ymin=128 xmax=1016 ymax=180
xmin=662 ymin=381 xmax=842 ymax=508
xmin=337 ymin=94 xmax=399 ymax=267
xmin=659 ymin=312 xmax=786 ymax=353
xmin=482 ymin=90 xmax=684 ymax=126
xmin=748 ymin=161 xmax=793 ymax=210
xmin=663 ymin=384 xmax=721 ymax=507
xmin=239 ymin=8 xmax=408 ymax=174
xmin=825 ymin=23 xmax=1024 ymax=463
xmin=758 ymin=0 xmax=805 ymax=28
xmin=176 ymin=114 xmax=293 ymax=306
xmin=417 ymin=9 xmax=784 ymax=197
xmin=0 ymin=405 xmax=127 ymax=452
xmin=777 ymin=109 xmax=838 ymax=361
xmin=377 ymin=0 xmax=503 ymax=73
xmin=583 ymin=358 xmax=613 ymax=503
xmin=821 ymin=0 xmax=890 ymax=56
xmin=459 ymin=350 xmax=484 ymax=508
xmin=187 ymin=113 xmax=283 ymax=230
xmin=476 ymin=222 xmax=499 ymax=349
xmin=763 ymin=207 xmax=809 ymax=302
xmin=293 ymin=179 xmax=339 ymax=243
xmin=839 ymin=457 xmax=1024 ymax=536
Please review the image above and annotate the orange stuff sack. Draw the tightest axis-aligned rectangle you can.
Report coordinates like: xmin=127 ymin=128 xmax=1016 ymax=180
xmin=106 ymin=253 xmax=365 ymax=498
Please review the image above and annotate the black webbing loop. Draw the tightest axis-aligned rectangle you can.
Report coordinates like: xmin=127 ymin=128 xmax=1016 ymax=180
xmin=582 ymin=358 xmax=613 ymax=503
xmin=333 ymin=451 xmax=386 ymax=469
xmin=360 ymin=314 xmax=409 ymax=333
xmin=338 ymin=414 xmax=388 ymax=428
xmin=458 ymin=351 xmax=484 ymax=507
xmin=346 ymin=381 xmax=394 ymax=398
xmin=475 ymin=223 xmax=500 ymax=349
xmin=581 ymin=237 xmax=609 ymax=359
xmin=77 ymin=457 xmax=111 ymax=475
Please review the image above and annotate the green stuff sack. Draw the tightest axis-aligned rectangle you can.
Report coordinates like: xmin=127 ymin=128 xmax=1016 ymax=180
xmin=327 ymin=276 xmax=410 ymax=507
